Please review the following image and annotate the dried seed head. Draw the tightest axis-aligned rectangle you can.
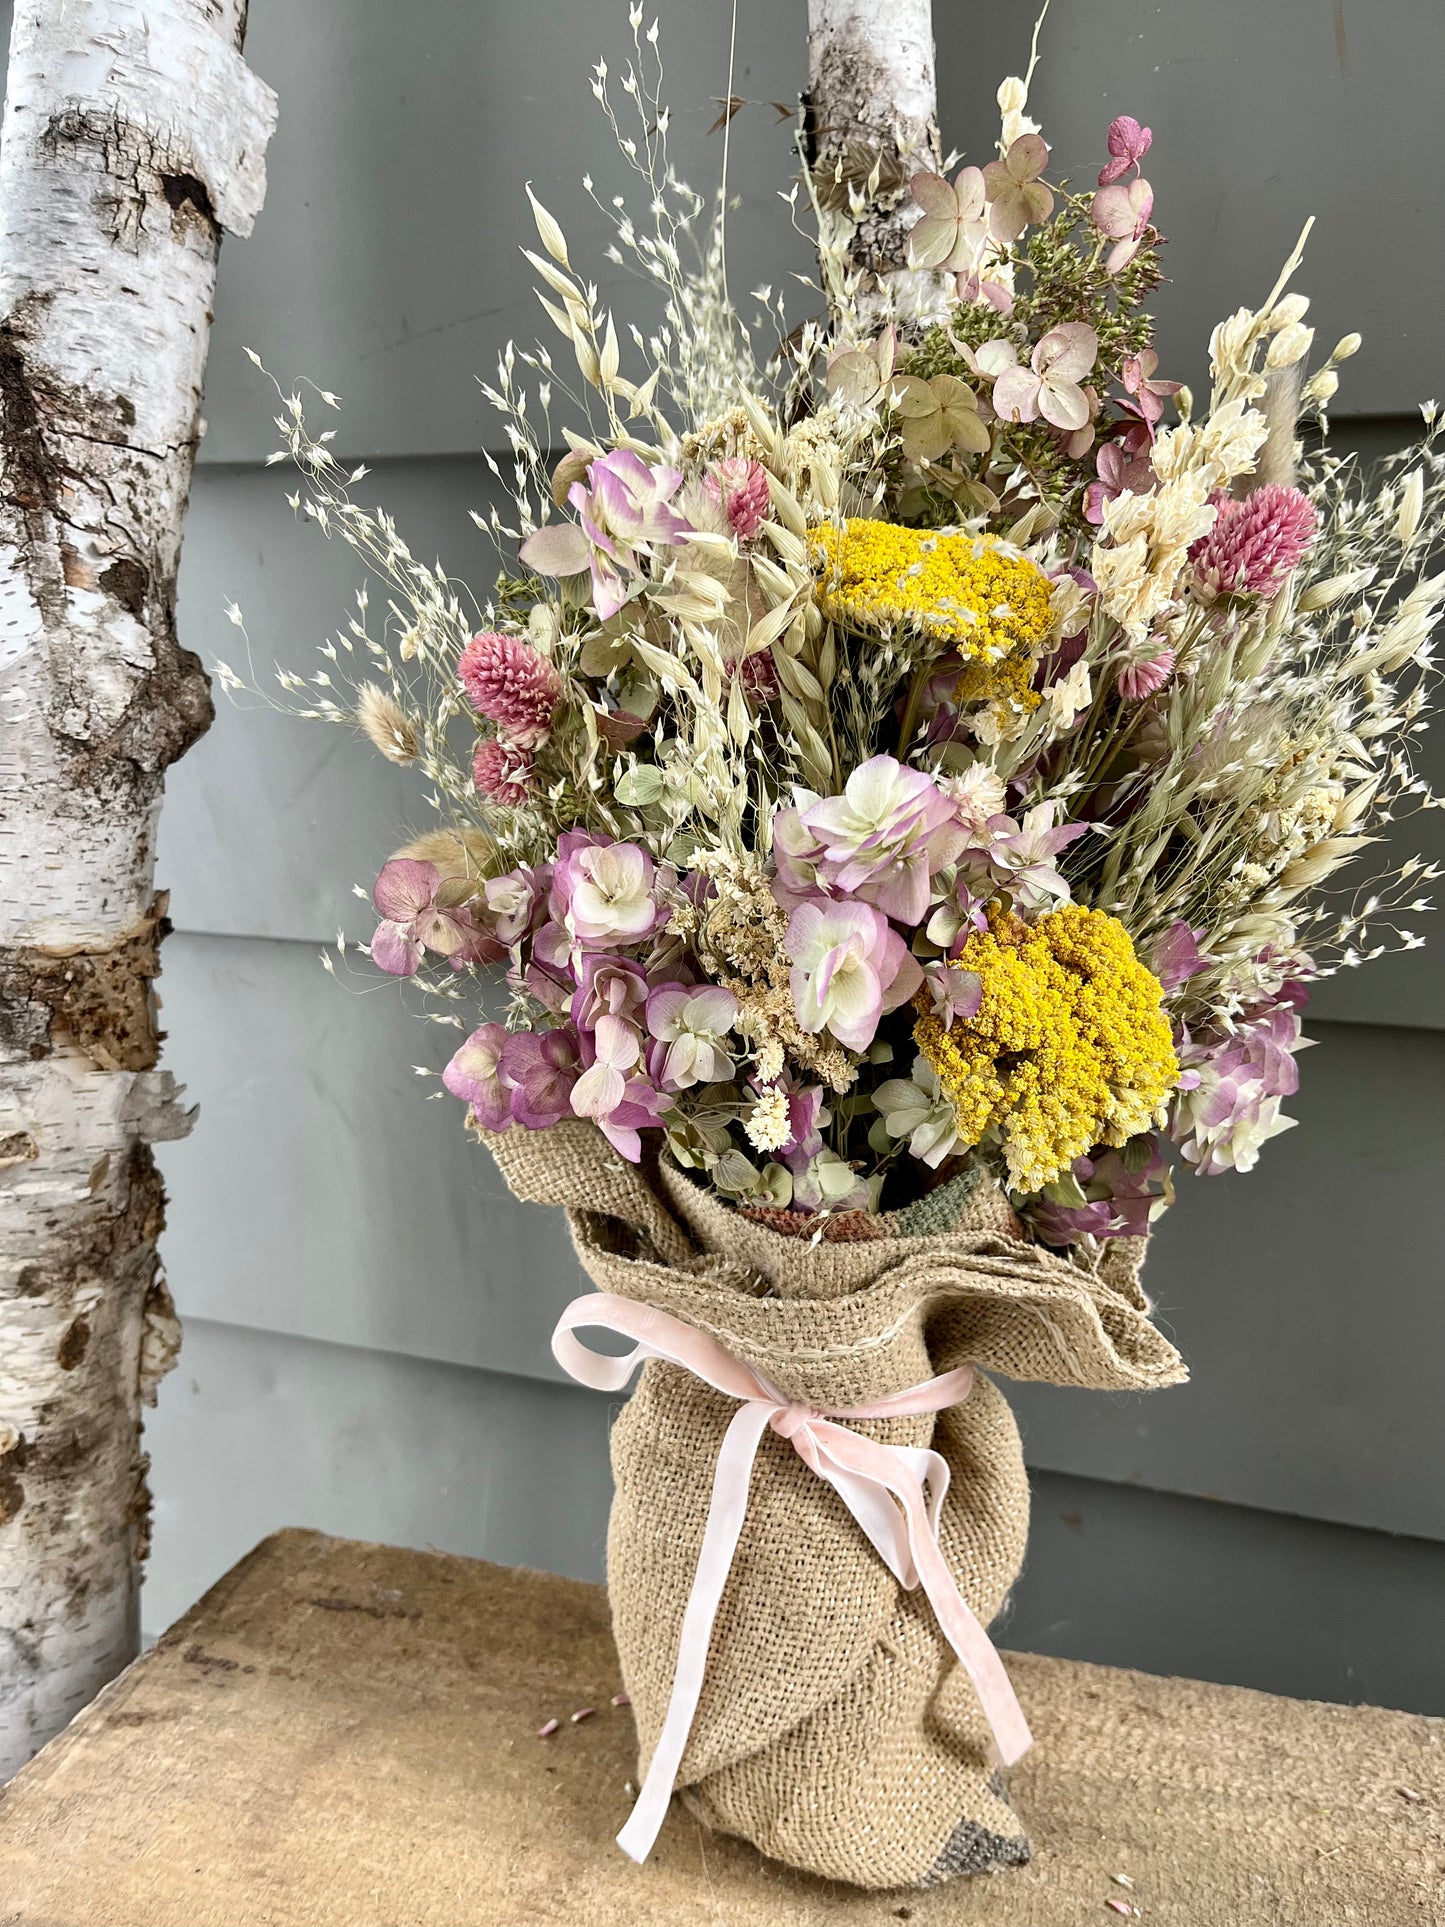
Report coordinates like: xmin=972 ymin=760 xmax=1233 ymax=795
xmin=355 ymin=683 xmax=419 ymax=764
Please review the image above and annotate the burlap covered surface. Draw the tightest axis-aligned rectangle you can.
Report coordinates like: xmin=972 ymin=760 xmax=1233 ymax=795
xmin=485 ymin=1119 xmax=1186 ymax=1889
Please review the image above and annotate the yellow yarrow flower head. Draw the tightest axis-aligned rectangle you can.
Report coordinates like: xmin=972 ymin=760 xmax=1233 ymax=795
xmin=914 ymin=903 xmax=1179 ymax=1195
xmin=812 ymin=517 xmax=1055 ymax=662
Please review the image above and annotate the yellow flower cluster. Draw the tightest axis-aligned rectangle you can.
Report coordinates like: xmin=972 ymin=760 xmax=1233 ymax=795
xmin=914 ymin=904 xmax=1179 ymax=1195
xmin=812 ymin=518 xmax=1054 ymax=661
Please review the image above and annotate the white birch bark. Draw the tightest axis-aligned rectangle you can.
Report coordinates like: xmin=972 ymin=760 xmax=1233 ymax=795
xmin=0 ymin=0 xmax=275 ymax=1777
xmin=805 ymin=0 xmax=950 ymax=326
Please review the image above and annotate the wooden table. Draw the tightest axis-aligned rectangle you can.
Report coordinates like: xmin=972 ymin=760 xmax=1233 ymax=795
xmin=0 ymin=1529 xmax=1440 ymax=1925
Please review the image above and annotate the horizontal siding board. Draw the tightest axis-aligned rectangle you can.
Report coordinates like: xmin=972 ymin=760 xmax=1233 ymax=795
xmin=142 ymin=1318 xmax=614 ymax=1638
xmin=154 ymin=932 xmax=588 ymax=1388
xmin=142 ymin=1319 xmax=1445 ymax=1714
xmin=165 ymin=458 xmax=1445 ymax=1029
xmin=155 ymin=933 xmax=1445 ymax=1542
xmin=161 ymin=459 xmax=495 ymax=948
xmin=1013 ymin=1471 xmax=1445 ymax=1717
xmin=194 ymin=1 xmax=1442 ymax=464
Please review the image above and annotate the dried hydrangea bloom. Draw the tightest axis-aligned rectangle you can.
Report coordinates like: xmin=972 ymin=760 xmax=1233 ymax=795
xmin=1169 ymin=992 xmax=1307 ymax=1175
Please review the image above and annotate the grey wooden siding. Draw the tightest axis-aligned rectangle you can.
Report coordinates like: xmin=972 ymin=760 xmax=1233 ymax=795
xmin=107 ymin=0 xmax=1445 ymax=1706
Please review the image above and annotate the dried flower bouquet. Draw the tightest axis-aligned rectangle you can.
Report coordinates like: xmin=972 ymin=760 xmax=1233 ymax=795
xmin=230 ymin=13 xmax=1441 ymax=1891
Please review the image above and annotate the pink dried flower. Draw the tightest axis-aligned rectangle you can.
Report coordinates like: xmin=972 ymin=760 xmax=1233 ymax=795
xmin=1190 ymin=485 xmax=1319 ymax=598
xmin=991 ymin=323 xmax=1099 ymax=434
xmin=725 ymin=647 xmax=780 ymax=705
xmin=908 ymin=167 xmax=988 ymax=272
xmin=370 ymin=858 xmax=484 ymax=977
xmin=473 ymin=737 xmax=534 ymax=804
xmin=1084 ymin=432 xmax=1155 ymax=524
xmin=1099 ymin=115 xmax=1152 ymax=186
xmin=773 ymin=754 xmax=965 ymax=926
xmin=983 ymin=134 xmax=1053 ymax=244
xmin=1147 ymin=920 xmax=1206 ymax=992
xmin=785 ymin=898 xmax=921 ymax=1052
xmin=505 ymin=1028 xmax=581 ymax=1129
xmin=1091 ymin=176 xmax=1154 ymax=272
xmin=1119 ymin=349 xmax=1182 ymax=436
xmin=443 ymin=1022 xmax=516 ymax=1130
xmin=955 ymin=266 xmax=1014 ymax=314
xmin=1117 ymin=648 xmax=1174 ymax=701
xmin=710 ymin=457 xmax=771 ymax=539
xmin=459 ymin=631 xmax=561 ymax=747
xmin=1025 ymin=1143 xmax=1169 ymax=1248
xmin=1169 ymin=990 xmax=1309 ymax=1176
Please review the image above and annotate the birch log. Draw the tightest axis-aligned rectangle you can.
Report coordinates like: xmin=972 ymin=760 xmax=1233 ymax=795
xmin=0 ymin=0 xmax=276 ymax=1776
xmin=804 ymin=0 xmax=950 ymax=325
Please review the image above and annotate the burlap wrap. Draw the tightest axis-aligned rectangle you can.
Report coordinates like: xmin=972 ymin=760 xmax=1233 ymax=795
xmin=484 ymin=1118 xmax=1187 ymax=1890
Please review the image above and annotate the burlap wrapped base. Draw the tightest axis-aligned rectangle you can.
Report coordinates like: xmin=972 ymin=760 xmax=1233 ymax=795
xmin=485 ymin=1119 xmax=1186 ymax=1891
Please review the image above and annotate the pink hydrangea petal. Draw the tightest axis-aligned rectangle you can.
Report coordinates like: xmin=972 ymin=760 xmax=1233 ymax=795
xmin=518 ymin=521 xmax=591 ymax=577
xmin=991 ymin=365 xmax=1041 ymax=422
xmin=1006 ymin=133 xmax=1049 ymax=182
xmin=1039 ymin=377 xmax=1092 ymax=433
xmin=1034 ymin=322 xmax=1099 ymax=383
xmin=909 ymin=170 xmax=956 ymax=216
xmin=370 ymin=920 xmax=424 ymax=977
xmin=372 ymin=858 xmax=439 ymax=922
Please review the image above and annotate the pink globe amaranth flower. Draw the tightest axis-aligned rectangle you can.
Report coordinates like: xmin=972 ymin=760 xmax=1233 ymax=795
xmin=459 ymin=631 xmax=561 ymax=747
xmin=724 ymin=646 xmax=780 ymax=706
xmin=1117 ymin=647 xmax=1175 ymax=701
xmin=1190 ymin=485 xmax=1319 ymax=598
xmin=785 ymin=897 xmax=922 ymax=1052
xmin=708 ymin=457 xmax=772 ymax=539
xmin=1098 ymin=115 xmax=1152 ymax=187
xmin=1169 ymin=992 xmax=1308 ymax=1176
xmin=473 ymin=737 xmax=534 ymax=804
xmin=370 ymin=858 xmax=484 ymax=977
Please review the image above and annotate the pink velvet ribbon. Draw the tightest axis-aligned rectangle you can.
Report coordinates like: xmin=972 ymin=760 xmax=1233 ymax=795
xmin=552 ymin=1291 xmax=1034 ymax=1865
